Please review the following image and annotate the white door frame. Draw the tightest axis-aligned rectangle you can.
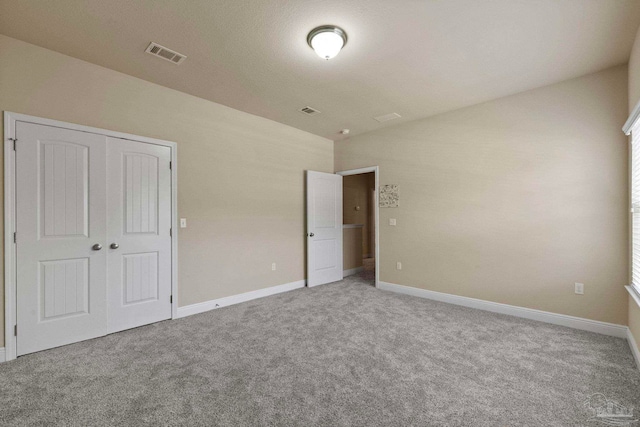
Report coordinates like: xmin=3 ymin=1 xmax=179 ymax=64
xmin=3 ymin=112 xmax=179 ymax=362
xmin=337 ymin=166 xmax=380 ymax=288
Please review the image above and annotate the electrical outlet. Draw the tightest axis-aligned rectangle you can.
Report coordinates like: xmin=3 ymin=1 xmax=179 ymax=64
xmin=396 ymin=261 xmax=402 ymax=270
xmin=272 ymin=263 xmax=276 ymax=271
xmin=389 ymin=218 xmax=397 ymax=226
xmin=575 ymin=282 xmax=584 ymax=295
xmin=180 ymin=218 xmax=187 ymax=228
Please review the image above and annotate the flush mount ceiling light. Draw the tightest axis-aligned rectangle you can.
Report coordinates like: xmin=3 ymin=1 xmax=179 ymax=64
xmin=307 ymin=25 xmax=348 ymax=60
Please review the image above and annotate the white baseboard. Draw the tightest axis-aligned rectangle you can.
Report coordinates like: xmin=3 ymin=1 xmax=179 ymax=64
xmin=628 ymin=328 xmax=640 ymax=371
xmin=0 ymin=347 xmax=5 ymax=363
xmin=343 ymin=267 xmax=364 ymax=277
xmin=378 ymin=281 xmax=628 ymax=338
xmin=176 ymin=280 xmax=306 ymax=319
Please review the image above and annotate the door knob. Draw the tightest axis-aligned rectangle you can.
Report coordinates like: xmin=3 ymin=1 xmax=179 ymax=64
xmin=309 ymin=232 xmax=315 ymax=237
xmin=92 ymin=243 xmax=102 ymax=251
xmin=110 ymin=243 xmax=119 ymax=249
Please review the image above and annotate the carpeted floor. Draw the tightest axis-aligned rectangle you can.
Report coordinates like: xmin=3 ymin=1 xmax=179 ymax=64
xmin=1 ymin=276 xmax=639 ymax=426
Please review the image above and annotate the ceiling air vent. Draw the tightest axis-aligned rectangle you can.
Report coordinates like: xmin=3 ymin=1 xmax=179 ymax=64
xmin=299 ymin=106 xmax=321 ymax=115
xmin=145 ymin=42 xmax=187 ymax=65
xmin=373 ymin=112 xmax=401 ymax=123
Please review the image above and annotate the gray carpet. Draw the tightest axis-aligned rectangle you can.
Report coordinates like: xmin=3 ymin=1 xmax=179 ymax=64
xmin=1 ymin=276 xmax=639 ymax=426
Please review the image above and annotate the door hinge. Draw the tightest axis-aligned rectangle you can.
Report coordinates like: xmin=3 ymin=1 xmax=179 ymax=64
xmin=13 ymin=232 xmax=16 ymax=243
xmin=14 ymin=325 xmax=17 ymax=336
xmin=169 ymin=161 xmax=172 ymax=170
xmin=170 ymin=228 xmax=172 ymax=237
xmin=170 ymin=295 xmax=173 ymax=304
xmin=8 ymin=138 xmax=17 ymax=150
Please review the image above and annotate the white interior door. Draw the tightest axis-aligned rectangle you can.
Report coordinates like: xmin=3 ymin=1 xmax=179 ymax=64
xmin=16 ymin=122 xmax=108 ymax=356
xmin=306 ymin=171 xmax=343 ymax=287
xmin=106 ymin=137 xmax=172 ymax=333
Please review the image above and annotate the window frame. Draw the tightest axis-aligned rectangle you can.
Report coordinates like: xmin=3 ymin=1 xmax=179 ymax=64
xmin=628 ymin=120 xmax=640 ymax=303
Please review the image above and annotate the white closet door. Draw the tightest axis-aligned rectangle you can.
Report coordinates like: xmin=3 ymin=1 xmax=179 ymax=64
xmin=16 ymin=122 xmax=108 ymax=356
xmin=306 ymin=171 xmax=343 ymax=287
xmin=106 ymin=137 xmax=172 ymax=334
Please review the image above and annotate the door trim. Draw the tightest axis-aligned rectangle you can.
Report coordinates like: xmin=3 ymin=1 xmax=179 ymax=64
xmin=336 ymin=166 xmax=380 ymax=288
xmin=3 ymin=112 xmax=179 ymax=362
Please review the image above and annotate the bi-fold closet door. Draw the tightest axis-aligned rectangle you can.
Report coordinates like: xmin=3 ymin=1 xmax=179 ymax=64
xmin=15 ymin=122 xmax=172 ymax=356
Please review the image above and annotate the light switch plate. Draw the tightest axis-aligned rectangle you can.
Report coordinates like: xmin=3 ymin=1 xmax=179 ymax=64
xmin=180 ymin=218 xmax=187 ymax=228
xmin=575 ymin=282 xmax=584 ymax=295
xmin=389 ymin=218 xmax=397 ymax=226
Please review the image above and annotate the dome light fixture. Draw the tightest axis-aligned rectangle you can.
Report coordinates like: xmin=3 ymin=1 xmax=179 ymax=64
xmin=307 ymin=25 xmax=348 ymax=60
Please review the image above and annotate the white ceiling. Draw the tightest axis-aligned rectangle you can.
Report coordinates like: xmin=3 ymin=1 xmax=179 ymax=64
xmin=2 ymin=0 xmax=640 ymax=140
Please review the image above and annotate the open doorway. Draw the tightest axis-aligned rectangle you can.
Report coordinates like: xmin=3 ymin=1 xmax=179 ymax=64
xmin=338 ymin=167 xmax=379 ymax=287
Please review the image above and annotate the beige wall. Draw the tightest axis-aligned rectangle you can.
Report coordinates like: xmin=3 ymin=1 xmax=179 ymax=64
xmin=343 ymin=173 xmax=375 ymax=256
xmin=336 ymin=65 xmax=629 ymax=325
xmin=629 ymin=25 xmax=640 ymax=111
xmin=343 ymin=227 xmax=364 ymax=271
xmin=0 ymin=35 xmax=334 ymax=346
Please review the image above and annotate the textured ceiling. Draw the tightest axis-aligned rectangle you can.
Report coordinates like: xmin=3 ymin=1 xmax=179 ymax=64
xmin=1 ymin=0 xmax=640 ymax=140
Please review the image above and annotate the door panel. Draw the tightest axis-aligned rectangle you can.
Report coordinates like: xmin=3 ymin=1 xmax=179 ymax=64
xmin=41 ymin=142 xmax=89 ymax=237
xmin=107 ymin=137 xmax=172 ymax=334
xmin=313 ymin=239 xmax=337 ymax=270
xmin=40 ymin=258 xmax=89 ymax=320
xmin=16 ymin=122 xmax=107 ymax=356
xmin=306 ymin=171 xmax=343 ymax=287
xmin=123 ymin=252 xmax=159 ymax=304
xmin=124 ymin=153 xmax=158 ymax=234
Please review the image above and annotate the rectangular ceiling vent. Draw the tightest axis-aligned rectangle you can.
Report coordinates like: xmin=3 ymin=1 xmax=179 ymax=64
xmin=373 ymin=112 xmax=401 ymax=123
xmin=299 ymin=106 xmax=321 ymax=115
xmin=145 ymin=42 xmax=187 ymax=65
